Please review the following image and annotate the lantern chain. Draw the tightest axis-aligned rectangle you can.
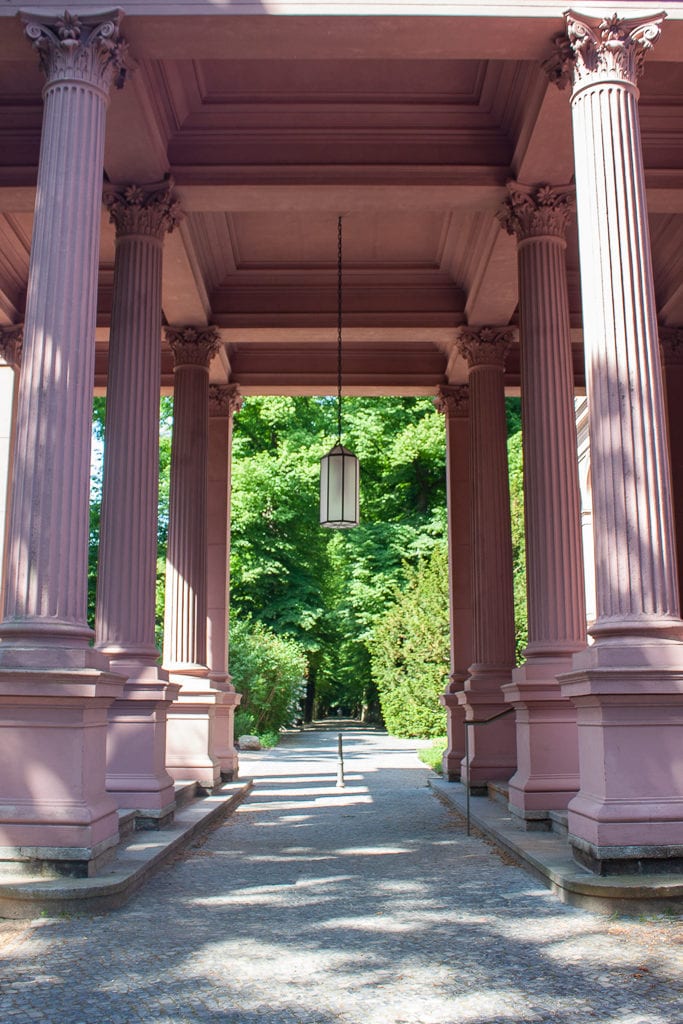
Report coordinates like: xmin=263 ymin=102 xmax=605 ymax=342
xmin=337 ymin=215 xmax=343 ymax=445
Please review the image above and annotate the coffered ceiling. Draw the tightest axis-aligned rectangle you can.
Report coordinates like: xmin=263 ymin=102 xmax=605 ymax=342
xmin=1 ymin=4 xmax=683 ymax=394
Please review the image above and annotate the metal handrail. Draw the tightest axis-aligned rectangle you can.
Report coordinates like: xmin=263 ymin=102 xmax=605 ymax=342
xmin=463 ymin=707 xmax=515 ymax=836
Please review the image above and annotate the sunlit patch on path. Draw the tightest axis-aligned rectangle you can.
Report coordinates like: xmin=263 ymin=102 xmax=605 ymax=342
xmin=0 ymin=724 xmax=681 ymax=1024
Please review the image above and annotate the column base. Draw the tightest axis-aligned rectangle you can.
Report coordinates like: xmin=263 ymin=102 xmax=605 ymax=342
xmin=165 ymin=672 xmax=222 ymax=790
xmin=210 ymin=682 xmax=242 ymax=781
xmin=0 ymin=667 xmax=123 ymax=873
xmin=439 ymin=684 xmax=465 ymax=781
xmin=105 ymin=664 xmax=180 ymax=813
xmin=458 ymin=670 xmax=516 ymax=792
xmin=503 ymin=656 xmax=580 ymax=815
xmin=561 ymin=638 xmax=683 ymax=863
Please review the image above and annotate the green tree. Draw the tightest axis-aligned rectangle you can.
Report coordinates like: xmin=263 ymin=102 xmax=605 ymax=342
xmin=368 ymin=543 xmax=450 ymax=738
xmin=229 ymin=616 xmax=307 ymax=737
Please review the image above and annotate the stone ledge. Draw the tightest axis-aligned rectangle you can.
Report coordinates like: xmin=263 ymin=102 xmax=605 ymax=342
xmin=0 ymin=779 xmax=254 ymax=919
xmin=430 ymin=778 xmax=683 ymax=915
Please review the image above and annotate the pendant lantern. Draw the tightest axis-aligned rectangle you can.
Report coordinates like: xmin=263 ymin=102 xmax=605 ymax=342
xmin=320 ymin=217 xmax=360 ymax=529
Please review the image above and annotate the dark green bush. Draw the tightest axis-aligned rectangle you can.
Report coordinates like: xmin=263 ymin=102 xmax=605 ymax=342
xmin=368 ymin=544 xmax=449 ymax=738
xmin=230 ymin=617 xmax=307 ymax=737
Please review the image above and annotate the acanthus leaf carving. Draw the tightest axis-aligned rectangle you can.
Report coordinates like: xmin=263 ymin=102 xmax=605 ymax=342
xmin=0 ymin=325 xmax=23 ymax=368
xmin=499 ymin=182 xmax=574 ymax=242
xmin=456 ymin=326 xmax=516 ymax=369
xmin=434 ymin=384 xmax=469 ymax=418
xmin=22 ymin=9 xmax=134 ymax=92
xmin=104 ymin=180 xmax=182 ymax=239
xmin=165 ymin=325 xmax=221 ymax=368
xmin=209 ymin=383 xmax=243 ymax=417
xmin=555 ymin=10 xmax=666 ymax=90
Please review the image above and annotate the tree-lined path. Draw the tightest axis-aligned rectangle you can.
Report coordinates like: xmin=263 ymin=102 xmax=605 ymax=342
xmin=1 ymin=726 xmax=681 ymax=1024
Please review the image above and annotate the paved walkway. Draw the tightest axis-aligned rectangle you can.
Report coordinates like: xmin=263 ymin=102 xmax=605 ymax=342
xmin=0 ymin=724 xmax=681 ymax=1024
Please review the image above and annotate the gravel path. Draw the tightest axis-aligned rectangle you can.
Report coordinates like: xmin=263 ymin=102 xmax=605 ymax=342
xmin=0 ymin=724 xmax=681 ymax=1024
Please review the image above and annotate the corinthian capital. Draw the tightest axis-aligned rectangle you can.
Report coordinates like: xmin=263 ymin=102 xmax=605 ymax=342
xmin=209 ymin=383 xmax=243 ymax=417
xmin=456 ymin=326 xmax=515 ymax=370
xmin=547 ymin=10 xmax=666 ymax=91
xmin=166 ymin=326 xmax=221 ymax=369
xmin=0 ymin=325 xmax=23 ymax=367
xmin=21 ymin=9 xmax=133 ymax=91
xmin=434 ymin=385 xmax=469 ymax=418
xmin=499 ymin=182 xmax=573 ymax=242
xmin=104 ymin=181 xmax=182 ymax=239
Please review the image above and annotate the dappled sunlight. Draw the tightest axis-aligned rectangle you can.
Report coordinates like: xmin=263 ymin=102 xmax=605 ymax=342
xmin=2 ymin=727 xmax=681 ymax=1024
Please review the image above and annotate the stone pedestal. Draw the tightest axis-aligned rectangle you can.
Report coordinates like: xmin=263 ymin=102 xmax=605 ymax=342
xmin=435 ymin=385 xmax=471 ymax=781
xmin=207 ymin=384 xmax=243 ymax=781
xmin=456 ymin=328 xmax=517 ymax=791
xmin=499 ymin=183 xmax=585 ymax=823
xmin=95 ymin=182 xmax=182 ymax=821
xmin=0 ymin=328 xmax=21 ymax=612
xmin=163 ymin=326 xmax=222 ymax=790
xmin=0 ymin=12 xmax=130 ymax=870
xmin=555 ymin=11 xmax=683 ymax=871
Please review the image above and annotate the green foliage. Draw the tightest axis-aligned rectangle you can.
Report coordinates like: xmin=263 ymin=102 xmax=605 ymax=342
xmin=87 ymin=397 xmax=107 ymax=630
xmin=507 ymin=427 xmax=527 ymax=663
xmin=417 ymin=738 xmax=447 ymax=773
xmin=230 ymin=395 xmax=447 ymax=720
xmin=229 ymin=616 xmax=307 ymax=736
xmin=368 ymin=544 xmax=449 ymax=738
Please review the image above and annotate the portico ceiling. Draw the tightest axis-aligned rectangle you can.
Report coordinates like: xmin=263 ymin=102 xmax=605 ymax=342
xmin=1 ymin=4 xmax=683 ymax=394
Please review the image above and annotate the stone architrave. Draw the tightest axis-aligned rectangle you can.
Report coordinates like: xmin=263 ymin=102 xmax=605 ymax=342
xmin=455 ymin=327 xmax=517 ymax=791
xmin=660 ymin=328 xmax=683 ymax=612
xmin=163 ymin=326 xmax=223 ymax=789
xmin=498 ymin=183 xmax=586 ymax=825
xmin=0 ymin=11 xmax=130 ymax=873
xmin=0 ymin=327 xmax=22 ymax=611
xmin=207 ymin=383 xmax=243 ymax=781
xmin=95 ymin=182 xmax=182 ymax=822
xmin=434 ymin=384 xmax=471 ymax=781
xmin=551 ymin=11 xmax=683 ymax=872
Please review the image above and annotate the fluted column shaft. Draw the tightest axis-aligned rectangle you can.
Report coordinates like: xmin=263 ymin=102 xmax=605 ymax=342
xmin=565 ymin=12 xmax=680 ymax=638
xmin=207 ymin=384 xmax=243 ymax=780
xmin=435 ymin=385 xmax=471 ymax=780
xmin=462 ymin=333 xmax=516 ymax=673
xmin=0 ymin=328 xmax=22 ymax=612
xmin=96 ymin=184 xmax=180 ymax=665
xmin=548 ymin=12 xmax=683 ymax=870
xmin=164 ymin=328 xmax=220 ymax=672
xmin=0 ymin=12 xmax=130 ymax=868
xmin=456 ymin=328 xmax=517 ymax=788
xmin=0 ymin=13 xmax=129 ymax=655
xmin=499 ymin=183 xmax=585 ymax=817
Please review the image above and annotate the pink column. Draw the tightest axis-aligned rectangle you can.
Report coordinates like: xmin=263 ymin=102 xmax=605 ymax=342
xmin=434 ymin=385 xmax=471 ymax=781
xmin=0 ymin=327 xmax=21 ymax=611
xmin=95 ymin=182 xmax=182 ymax=822
xmin=0 ymin=12 xmax=129 ymax=871
xmin=553 ymin=11 xmax=683 ymax=872
xmin=660 ymin=329 xmax=683 ymax=612
xmin=207 ymin=383 xmax=243 ymax=781
xmin=163 ymin=326 xmax=222 ymax=790
xmin=499 ymin=183 xmax=586 ymax=824
xmin=456 ymin=328 xmax=517 ymax=791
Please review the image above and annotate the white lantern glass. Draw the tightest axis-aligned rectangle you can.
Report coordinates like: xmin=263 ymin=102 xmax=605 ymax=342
xmin=320 ymin=443 xmax=360 ymax=528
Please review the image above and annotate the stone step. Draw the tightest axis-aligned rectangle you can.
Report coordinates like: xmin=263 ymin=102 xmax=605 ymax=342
xmin=117 ymin=809 xmax=137 ymax=841
xmin=487 ymin=781 xmax=509 ymax=807
xmin=174 ymin=781 xmax=200 ymax=810
xmin=549 ymin=810 xmax=569 ymax=837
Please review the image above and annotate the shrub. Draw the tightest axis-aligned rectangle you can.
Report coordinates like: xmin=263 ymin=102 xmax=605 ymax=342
xmin=368 ymin=544 xmax=449 ymax=738
xmin=230 ymin=617 xmax=307 ymax=738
